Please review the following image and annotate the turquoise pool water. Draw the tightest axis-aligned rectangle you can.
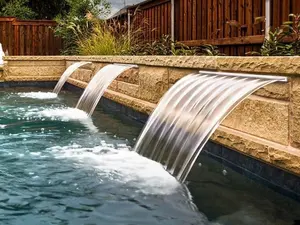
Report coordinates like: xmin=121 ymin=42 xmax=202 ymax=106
xmin=0 ymin=87 xmax=299 ymax=225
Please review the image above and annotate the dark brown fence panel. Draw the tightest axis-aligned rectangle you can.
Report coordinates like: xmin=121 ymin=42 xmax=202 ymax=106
xmin=0 ymin=17 xmax=62 ymax=55
xmin=131 ymin=0 xmax=171 ymax=42
xmin=175 ymin=0 xmax=300 ymax=55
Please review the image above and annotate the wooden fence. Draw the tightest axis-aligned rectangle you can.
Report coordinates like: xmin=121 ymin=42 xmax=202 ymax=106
xmin=0 ymin=17 xmax=62 ymax=56
xmin=128 ymin=0 xmax=300 ymax=55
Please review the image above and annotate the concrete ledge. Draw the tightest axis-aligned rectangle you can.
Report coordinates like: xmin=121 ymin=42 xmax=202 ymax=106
xmin=57 ymin=56 xmax=300 ymax=75
xmin=4 ymin=55 xmax=300 ymax=75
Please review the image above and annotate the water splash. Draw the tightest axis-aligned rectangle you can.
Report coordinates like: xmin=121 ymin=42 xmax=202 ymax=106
xmin=48 ymin=144 xmax=181 ymax=195
xmin=53 ymin=61 xmax=92 ymax=94
xmin=134 ymin=71 xmax=287 ymax=182
xmin=17 ymin=92 xmax=57 ymax=99
xmin=25 ymin=107 xmax=98 ymax=132
xmin=76 ymin=64 xmax=137 ymax=116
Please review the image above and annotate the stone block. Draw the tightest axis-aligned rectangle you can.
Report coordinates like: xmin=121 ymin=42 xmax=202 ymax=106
xmin=138 ymin=66 xmax=169 ymax=103
xmin=291 ymin=77 xmax=300 ymax=148
xmin=222 ymin=95 xmax=289 ymax=145
xmin=116 ymin=81 xmax=139 ymax=98
xmin=216 ymin=56 xmax=300 ymax=75
xmin=168 ymin=68 xmax=198 ymax=84
xmin=253 ymin=81 xmax=290 ymax=100
xmin=108 ymin=80 xmax=118 ymax=91
xmin=93 ymin=62 xmax=110 ymax=75
xmin=67 ymin=78 xmax=88 ymax=89
xmin=8 ymin=60 xmax=65 ymax=67
xmin=70 ymin=68 xmax=93 ymax=83
xmin=7 ymin=66 xmax=66 ymax=77
xmin=116 ymin=68 xmax=139 ymax=84
xmin=103 ymin=89 xmax=156 ymax=115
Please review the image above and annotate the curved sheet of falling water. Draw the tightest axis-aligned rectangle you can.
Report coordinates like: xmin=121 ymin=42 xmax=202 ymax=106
xmin=76 ymin=64 xmax=138 ymax=116
xmin=134 ymin=71 xmax=287 ymax=182
xmin=53 ymin=61 xmax=92 ymax=94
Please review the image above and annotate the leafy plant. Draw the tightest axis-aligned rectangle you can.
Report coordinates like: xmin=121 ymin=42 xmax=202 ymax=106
xmin=78 ymin=20 xmax=131 ymax=55
xmin=130 ymin=35 xmax=195 ymax=56
xmin=260 ymin=28 xmax=294 ymax=56
xmin=78 ymin=9 xmax=151 ymax=55
xmin=194 ymin=44 xmax=224 ymax=56
xmin=251 ymin=14 xmax=300 ymax=56
xmin=54 ymin=0 xmax=111 ymax=55
xmin=1 ymin=0 xmax=36 ymax=19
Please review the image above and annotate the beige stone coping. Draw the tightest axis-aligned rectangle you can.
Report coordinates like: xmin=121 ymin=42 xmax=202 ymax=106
xmin=4 ymin=56 xmax=66 ymax=61
xmin=4 ymin=55 xmax=300 ymax=75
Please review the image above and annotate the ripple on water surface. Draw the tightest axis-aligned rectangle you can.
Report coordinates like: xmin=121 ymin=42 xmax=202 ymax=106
xmin=0 ymin=90 xmax=212 ymax=225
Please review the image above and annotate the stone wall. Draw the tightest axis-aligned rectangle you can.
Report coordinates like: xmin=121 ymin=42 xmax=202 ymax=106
xmin=3 ymin=55 xmax=300 ymax=176
xmin=3 ymin=56 xmax=66 ymax=82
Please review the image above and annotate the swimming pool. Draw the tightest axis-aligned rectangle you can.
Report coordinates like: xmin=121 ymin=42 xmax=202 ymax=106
xmin=0 ymin=87 xmax=299 ymax=225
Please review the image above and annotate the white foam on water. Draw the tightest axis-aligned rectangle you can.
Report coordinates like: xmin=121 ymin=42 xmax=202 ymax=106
xmin=26 ymin=107 xmax=98 ymax=132
xmin=49 ymin=144 xmax=181 ymax=195
xmin=0 ymin=125 xmax=6 ymax=129
xmin=17 ymin=92 xmax=58 ymax=99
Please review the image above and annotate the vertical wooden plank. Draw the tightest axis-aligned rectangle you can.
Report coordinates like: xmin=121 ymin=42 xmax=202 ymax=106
xmin=48 ymin=27 xmax=54 ymax=55
xmin=225 ymin=0 xmax=230 ymax=37
xmin=14 ymin=25 xmax=20 ymax=55
xmin=237 ymin=0 xmax=245 ymax=55
xmin=245 ymin=0 xmax=253 ymax=54
xmin=212 ymin=0 xmax=218 ymax=39
xmin=223 ymin=0 xmax=230 ymax=55
xmin=146 ymin=9 xmax=149 ymax=42
xmin=167 ymin=3 xmax=171 ymax=35
xmin=196 ymin=0 xmax=202 ymax=39
xmin=32 ymin=25 xmax=37 ymax=55
xmin=218 ymin=0 xmax=224 ymax=38
xmin=281 ymin=0 xmax=290 ymax=23
xmin=19 ymin=26 xmax=25 ymax=55
xmin=272 ymin=0 xmax=281 ymax=28
xmin=39 ymin=26 xmax=44 ymax=55
xmin=179 ymin=0 xmax=183 ymax=41
xmin=25 ymin=25 xmax=31 ymax=55
xmin=183 ymin=0 xmax=188 ymax=40
xmin=192 ymin=0 xmax=197 ymax=40
xmin=152 ymin=7 xmax=156 ymax=40
xmin=186 ymin=0 xmax=191 ymax=40
xmin=207 ymin=0 xmax=212 ymax=39
xmin=253 ymin=0 xmax=262 ymax=35
xmin=246 ymin=0 xmax=253 ymax=36
xmin=2 ymin=22 xmax=7 ymax=53
xmin=292 ymin=0 xmax=300 ymax=14
xmin=161 ymin=4 xmax=165 ymax=35
xmin=201 ymin=0 xmax=207 ymax=39
xmin=157 ymin=5 xmax=162 ymax=38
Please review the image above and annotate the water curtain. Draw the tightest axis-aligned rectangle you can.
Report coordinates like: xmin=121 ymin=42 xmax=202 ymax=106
xmin=76 ymin=64 xmax=138 ymax=116
xmin=134 ymin=71 xmax=287 ymax=182
xmin=53 ymin=61 xmax=92 ymax=94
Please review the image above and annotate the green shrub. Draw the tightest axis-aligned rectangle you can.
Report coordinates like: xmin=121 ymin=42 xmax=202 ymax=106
xmin=250 ymin=14 xmax=300 ymax=56
xmin=1 ymin=0 xmax=36 ymax=19
xmin=130 ymin=35 xmax=192 ymax=55
xmin=54 ymin=0 xmax=111 ymax=55
xmin=78 ymin=21 xmax=131 ymax=55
